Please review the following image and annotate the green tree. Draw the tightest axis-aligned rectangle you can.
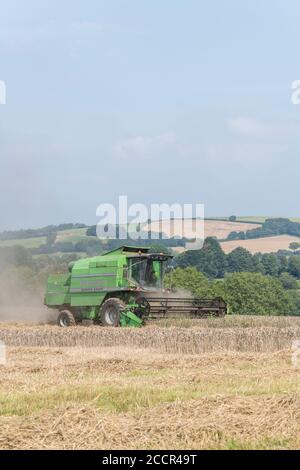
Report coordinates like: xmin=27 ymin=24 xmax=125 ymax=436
xmin=199 ymin=237 xmax=226 ymax=278
xmin=46 ymin=232 xmax=57 ymax=246
xmin=289 ymin=242 xmax=300 ymax=253
xmin=221 ymin=272 xmax=294 ymax=315
xmin=164 ymin=267 xmax=214 ymax=297
xmin=176 ymin=237 xmax=226 ymax=278
xmin=252 ymin=253 xmax=265 ymax=274
xmin=279 ymin=272 xmax=298 ymax=290
xmin=261 ymin=253 xmax=280 ymax=277
xmin=288 ymin=255 xmax=300 ymax=278
xmin=277 ymin=254 xmax=288 ymax=274
xmin=149 ymin=244 xmax=172 ymax=255
xmin=285 ymin=290 xmax=300 ymax=316
xmin=226 ymin=247 xmax=255 ymax=273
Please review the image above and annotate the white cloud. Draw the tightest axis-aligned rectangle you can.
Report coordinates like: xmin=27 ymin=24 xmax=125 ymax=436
xmin=114 ymin=132 xmax=177 ymax=158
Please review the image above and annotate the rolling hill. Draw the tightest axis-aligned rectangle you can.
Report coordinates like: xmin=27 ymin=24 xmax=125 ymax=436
xmin=1 ymin=217 xmax=300 ymax=256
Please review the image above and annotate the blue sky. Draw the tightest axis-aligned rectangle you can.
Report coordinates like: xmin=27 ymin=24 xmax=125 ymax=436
xmin=0 ymin=0 xmax=300 ymax=229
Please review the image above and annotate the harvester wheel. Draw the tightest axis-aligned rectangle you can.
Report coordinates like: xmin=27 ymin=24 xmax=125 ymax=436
xmin=134 ymin=297 xmax=150 ymax=319
xmin=100 ymin=298 xmax=125 ymax=327
xmin=215 ymin=297 xmax=227 ymax=317
xmin=217 ymin=309 xmax=226 ymax=318
xmin=57 ymin=310 xmax=76 ymax=327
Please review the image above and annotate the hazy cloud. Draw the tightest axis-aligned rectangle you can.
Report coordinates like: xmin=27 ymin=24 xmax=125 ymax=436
xmin=114 ymin=132 xmax=177 ymax=159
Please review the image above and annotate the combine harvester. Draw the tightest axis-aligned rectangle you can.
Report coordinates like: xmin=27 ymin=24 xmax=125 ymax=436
xmin=44 ymin=246 xmax=227 ymax=327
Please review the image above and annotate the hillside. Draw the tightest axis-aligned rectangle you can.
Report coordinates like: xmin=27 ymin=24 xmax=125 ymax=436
xmin=1 ymin=217 xmax=300 ymax=256
xmin=0 ymin=219 xmax=259 ymax=250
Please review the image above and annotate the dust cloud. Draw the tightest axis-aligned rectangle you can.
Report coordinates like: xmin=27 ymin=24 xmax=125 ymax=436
xmin=149 ymin=288 xmax=193 ymax=299
xmin=0 ymin=268 xmax=55 ymax=324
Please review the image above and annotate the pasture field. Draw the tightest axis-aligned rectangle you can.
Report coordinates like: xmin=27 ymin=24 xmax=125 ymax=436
xmin=0 ymin=236 xmax=46 ymax=249
xmin=0 ymin=228 xmax=87 ymax=250
xmin=237 ymin=216 xmax=300 ymax=224
xmin=55 ymin=227 xmax=87 ymax=243
xmin=0 ymin=316 xmax=299 ymax=450
xmin=236 ymin=216 xmax=269 ymax=224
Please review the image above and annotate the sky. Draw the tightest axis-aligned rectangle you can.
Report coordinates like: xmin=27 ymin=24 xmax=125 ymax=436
xmin=0 ymin=0 xmax=300 ymax=230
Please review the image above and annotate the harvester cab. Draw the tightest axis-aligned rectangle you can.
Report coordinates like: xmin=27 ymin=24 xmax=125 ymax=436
xmin=127 ymin=252 xmax=169 ymax=289
xmin=44 ymin=245 xmax=227 ymax=327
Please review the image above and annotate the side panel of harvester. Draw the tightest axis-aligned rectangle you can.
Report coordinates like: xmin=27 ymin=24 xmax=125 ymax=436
xmin=44 ymin=248 xmax=132 ymax=310
xmin=44 ymin=274 xmax=71 ymax=306
xmin=69 ymin=253 xmax=128 ymax=307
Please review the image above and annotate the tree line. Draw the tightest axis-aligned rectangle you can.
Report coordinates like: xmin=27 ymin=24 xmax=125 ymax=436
xmin=227 ymin=217 xmax=300 ymax=240
xmin=31 ymin=234 xmax=187 ymax=256
xmin=0 ymin=223 xmax=86 ymax=241
xmin=175 ymin=237 xmax=300 ymax=283
xmin=164 ymin=268 xmax=299 ymax=316
xmin=168 ymin=237 xmax=300 ymax=315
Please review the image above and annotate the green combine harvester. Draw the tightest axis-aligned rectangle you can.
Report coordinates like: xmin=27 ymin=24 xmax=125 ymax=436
xmin=44 ymin=246 xmax=227 ymax=327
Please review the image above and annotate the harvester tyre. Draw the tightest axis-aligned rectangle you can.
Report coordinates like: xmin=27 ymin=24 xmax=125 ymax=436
xmin=100 ymin=298 xmax=126 ymax=327
xmin=57 ymin=310 xmax=76 ymax=327
xmin=215 ymin=297 xmax=227 ymax=318
xmin=217 ymin=309 xmax=226 ymax=318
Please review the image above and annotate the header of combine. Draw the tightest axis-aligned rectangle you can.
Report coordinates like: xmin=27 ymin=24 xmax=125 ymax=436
xmin=44 ymin=245 xmax=227 ymax=327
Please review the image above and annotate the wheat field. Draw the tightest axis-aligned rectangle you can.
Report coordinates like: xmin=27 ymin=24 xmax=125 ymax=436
xmin=221 ymin=234 xmax=300 ymax=254
xmin=0 ymin=316 xmax=300 ymax=450
xmin=144 ymin=219 xmax=260 ymax=240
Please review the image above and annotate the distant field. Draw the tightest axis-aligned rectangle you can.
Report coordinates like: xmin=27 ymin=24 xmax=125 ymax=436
xmin=0 ymin=228 xmax=87 ymax=250
xmin=145 ymin=219 xmax=260 ymax=240
xmin=55 ymin=227 xmax=87 ymax=243
xmin=221 ymin=235 xmax=300 ymax=254
xmin=237 ymin=216 xmax=300 ymax=224
xmin=236 ymin=216 xmax=269 ymax=223
xmin=0 ymin=236 xmax=46 ymax=249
